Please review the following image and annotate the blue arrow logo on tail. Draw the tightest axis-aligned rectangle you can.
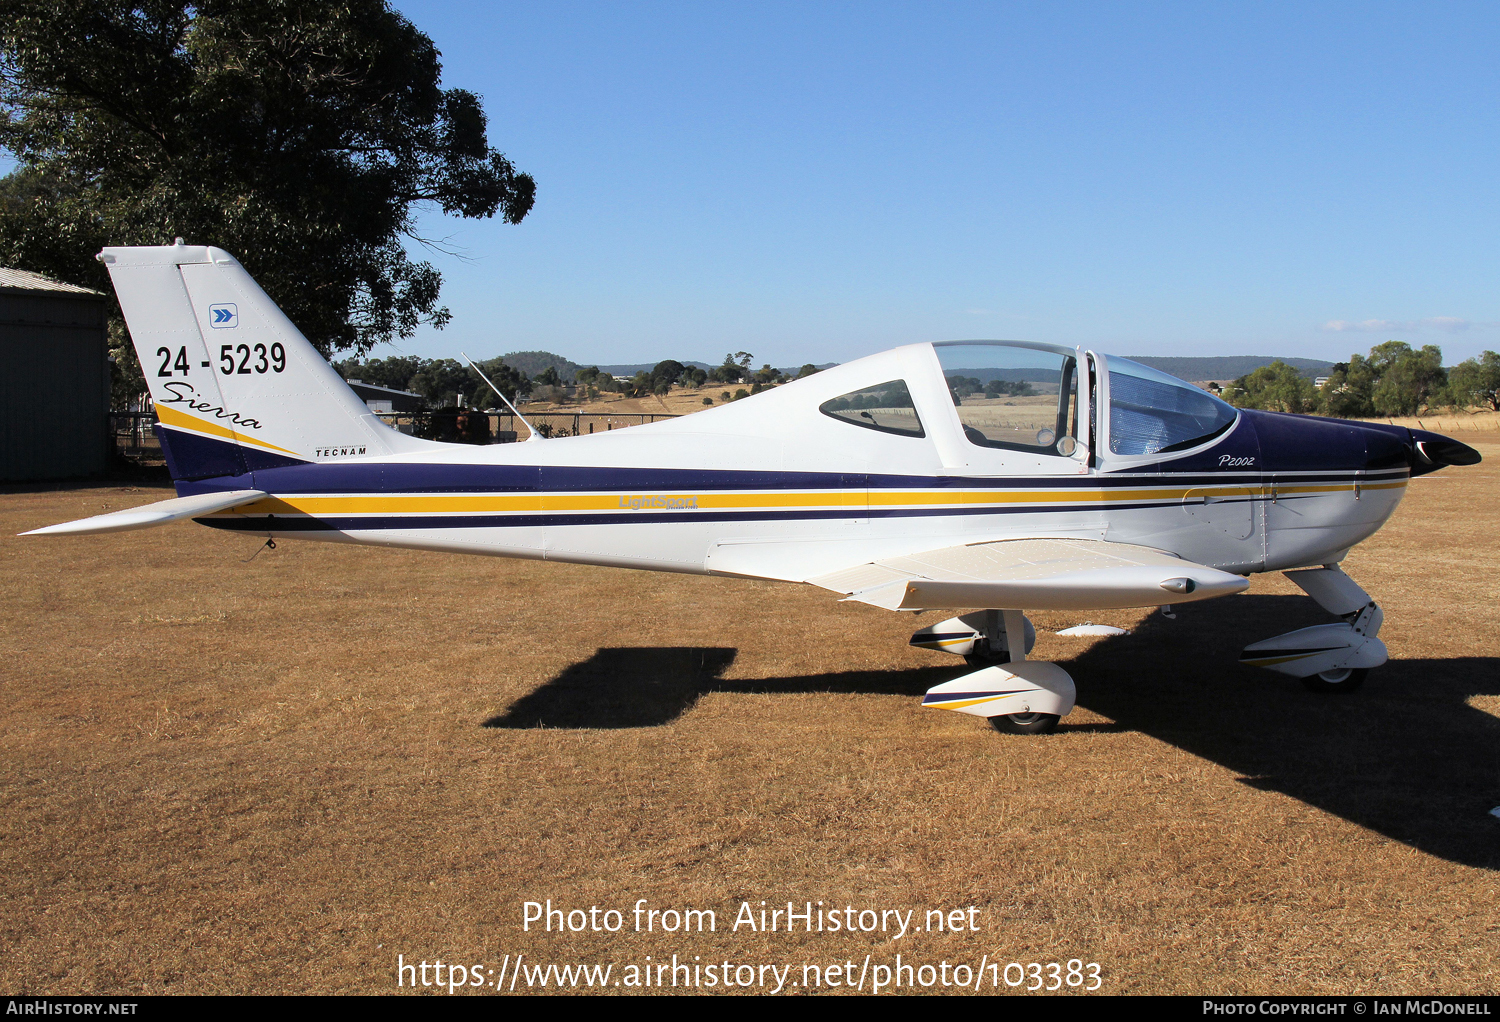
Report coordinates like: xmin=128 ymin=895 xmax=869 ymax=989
xmin=209 ymin=304 xmax=238 ymax=328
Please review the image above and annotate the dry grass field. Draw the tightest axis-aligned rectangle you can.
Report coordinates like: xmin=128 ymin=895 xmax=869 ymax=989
xmin=1355 ymin=411 xmax=1500 ymax=435
xmin=1 ymin=441 xmax=1496 ymax=995
xmin=526 ymin=386 xmax=719 ymax=416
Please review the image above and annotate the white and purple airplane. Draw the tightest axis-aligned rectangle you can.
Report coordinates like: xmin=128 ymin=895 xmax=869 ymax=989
xmin=27 ymin=243 xmax=1482 ymax=734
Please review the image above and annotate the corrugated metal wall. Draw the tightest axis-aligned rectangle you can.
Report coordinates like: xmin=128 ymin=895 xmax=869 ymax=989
xmin=0 ymin=291 xmax=110 ymax=481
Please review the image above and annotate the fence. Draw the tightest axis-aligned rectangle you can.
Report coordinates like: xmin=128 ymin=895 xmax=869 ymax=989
xmin=1359 ymin=414 xmax=1500 ymax=434
xmin=110 ymin=411 xmax=162 ymax=462
xmin=109 ymin=409 xmax=680 ymax=462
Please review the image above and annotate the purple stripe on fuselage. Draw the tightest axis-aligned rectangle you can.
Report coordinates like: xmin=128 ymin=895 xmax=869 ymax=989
xmin=167 ymin=410 xmax=1403 ymax=500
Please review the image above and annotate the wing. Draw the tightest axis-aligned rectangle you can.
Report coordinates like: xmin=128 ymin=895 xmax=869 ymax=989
xmin=21 ymin=489 xmax=268 ymax=536
xmin=806 ymin=537 xmax=1248 ymax=611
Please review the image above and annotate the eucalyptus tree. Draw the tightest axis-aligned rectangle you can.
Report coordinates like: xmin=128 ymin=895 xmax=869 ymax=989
xmin=1 ymin=0 xmax=535 ymax=399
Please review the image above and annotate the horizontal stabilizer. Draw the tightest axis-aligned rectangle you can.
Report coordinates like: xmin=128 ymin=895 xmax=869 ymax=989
xmin=808 ymin=538 xmax=1249 ymax=612
xmin=21 ymin=489 xmax=267 ymax=536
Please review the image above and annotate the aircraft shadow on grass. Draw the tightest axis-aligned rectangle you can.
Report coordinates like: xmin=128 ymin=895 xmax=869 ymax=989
xmin=485 ymin=594 xmax=1500 ymax=870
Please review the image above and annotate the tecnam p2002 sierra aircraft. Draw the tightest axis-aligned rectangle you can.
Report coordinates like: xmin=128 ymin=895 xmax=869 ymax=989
xmin=27 ymin=243 xmax=1482 ymax=734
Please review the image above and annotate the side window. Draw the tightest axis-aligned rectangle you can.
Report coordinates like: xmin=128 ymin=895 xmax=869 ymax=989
xmin=936 ymin=343 xmax=1080 ymax=456
xmin=819 ymin=380 xmax=925 ymax=437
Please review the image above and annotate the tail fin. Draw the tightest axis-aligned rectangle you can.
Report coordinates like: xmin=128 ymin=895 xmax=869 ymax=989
xmin=101 ymin=242 xmax=424 ymax=480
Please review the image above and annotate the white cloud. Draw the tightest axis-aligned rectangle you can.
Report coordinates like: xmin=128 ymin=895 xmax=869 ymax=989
xmin=1321 ymin=316 xmax=1495 ymax=334
xmin=1423 ymin=316 xmax=1471 ymax=332
xmin=1322 ymin=318 xmax=1413 ymax=332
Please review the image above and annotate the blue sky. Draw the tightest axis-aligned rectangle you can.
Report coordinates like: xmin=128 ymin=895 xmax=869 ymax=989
xmin=388 ymin=0 xmax=1499 ymax=368
xmin=22 ymin=2 xmax=1500 ymax=368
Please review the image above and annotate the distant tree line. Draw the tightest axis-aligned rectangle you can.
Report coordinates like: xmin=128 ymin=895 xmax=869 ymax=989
xmin=576 ymin=360 xmax=706 ymax=399
xmin=334 ymin=355 xmax=530 ymax=408
xmin=946 ymin=375 xmax=1036 ymax=402
xmin=1221 ymin=343 xmax=1500 ymax=418
xmin=335 ymin=351 xmax=826 ymax=407
xmin=822 ymin=381 xmax=915 ymax=412
xmin=576 ymin=354 xmax=814 ymax=401
xmin=574 ymin=354 xmax=821 ymax=402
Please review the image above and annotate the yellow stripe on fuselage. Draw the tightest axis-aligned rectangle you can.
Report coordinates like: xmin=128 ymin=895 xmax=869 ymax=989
xmin=225 ymin=479 xmax=1405 ymax=518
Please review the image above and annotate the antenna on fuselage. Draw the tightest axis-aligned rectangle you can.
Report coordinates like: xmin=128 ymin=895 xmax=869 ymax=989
xmin=460 ymin=352 xmax=544 ymax=442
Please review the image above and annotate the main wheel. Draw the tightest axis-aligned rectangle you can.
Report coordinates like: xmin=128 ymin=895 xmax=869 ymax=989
xmin=989 ymin=712 xmax=1060 ymax=735
xmin=1301 ymin=667 xmax=1369 ymax=693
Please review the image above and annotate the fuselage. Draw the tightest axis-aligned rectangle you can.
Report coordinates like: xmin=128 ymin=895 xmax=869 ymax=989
xmin=172 ymin=342 xmax=1424 ymax=586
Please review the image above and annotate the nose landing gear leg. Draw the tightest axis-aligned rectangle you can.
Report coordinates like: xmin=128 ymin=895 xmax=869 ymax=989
xmin=1239 ymin=565 xmax=1387 ymax=691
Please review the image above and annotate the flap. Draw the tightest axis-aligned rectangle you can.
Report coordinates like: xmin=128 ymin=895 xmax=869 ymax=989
xmin=806 ymin=537 xmax=1249 ymax=612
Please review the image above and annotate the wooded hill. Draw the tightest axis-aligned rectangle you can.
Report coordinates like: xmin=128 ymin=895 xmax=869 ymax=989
xmin=1129 ymin=356 xmax=1334 ymax=381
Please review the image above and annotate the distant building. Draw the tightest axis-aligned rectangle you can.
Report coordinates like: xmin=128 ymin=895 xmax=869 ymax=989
xmin=1314 ymin=377 xmax=1331 ymax=388
xmin=345 ymin=379 xmax=425 ymax=413
xmin=0 ymin=268 xmax=110 ymax=481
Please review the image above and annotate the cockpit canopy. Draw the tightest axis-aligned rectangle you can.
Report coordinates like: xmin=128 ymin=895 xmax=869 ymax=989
xmin=816 ymin=341 xmax=1239 ymax=462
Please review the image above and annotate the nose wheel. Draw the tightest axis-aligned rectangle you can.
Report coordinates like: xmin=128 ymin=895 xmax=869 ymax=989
xmin=1301 ymin=667 xmax=1369 ymax=693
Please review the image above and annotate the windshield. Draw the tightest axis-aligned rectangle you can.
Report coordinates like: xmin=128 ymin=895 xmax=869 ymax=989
xmin=1107 ymin=357 xmax=1237 ymax=456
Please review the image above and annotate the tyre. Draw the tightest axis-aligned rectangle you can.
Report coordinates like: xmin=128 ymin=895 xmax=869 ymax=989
xmin=1300 ymin=667 xmax=1369 ymax=693
xmin=989 ymin=712 xmax=1060 ymax=735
